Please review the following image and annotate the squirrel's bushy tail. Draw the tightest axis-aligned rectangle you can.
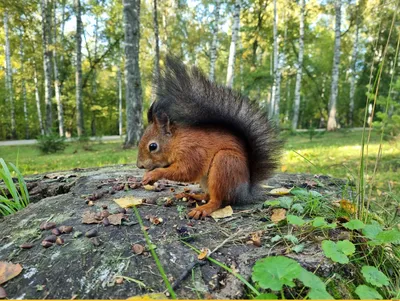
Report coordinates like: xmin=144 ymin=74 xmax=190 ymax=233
xmin=150 ymin=56 xmax=283 ymax=185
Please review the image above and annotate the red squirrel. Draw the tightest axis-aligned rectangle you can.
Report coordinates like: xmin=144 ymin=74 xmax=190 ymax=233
xmin=137 ymin=57 xmax=282 ymax=219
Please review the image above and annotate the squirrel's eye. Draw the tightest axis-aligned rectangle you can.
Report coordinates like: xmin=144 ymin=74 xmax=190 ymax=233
xmin=149 ymin=143 xmax=158 ymax=152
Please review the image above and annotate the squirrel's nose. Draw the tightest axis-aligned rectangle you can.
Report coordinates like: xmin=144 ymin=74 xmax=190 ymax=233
xmin=136 ymin=160 xmax=145 ymax=169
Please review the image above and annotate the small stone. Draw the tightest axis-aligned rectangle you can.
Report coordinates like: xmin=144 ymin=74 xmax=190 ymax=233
xmin=41 ymin=241 xmax=54 ymax=248
xmin=101 ymin=210 xmax=110 ymax=218
xmin=94 ymin=212 xmax=102 ymax=220
xmin=0 ymin=286 xmax=6 ymax=299
xmin=131 ymin=244 xmax=144 ymax=255
xmin=20 ymin=243 xmax=34 ymax=249
xmin=102 ymin=205 xmax=108 ymax=210
xmin=59 ymin=226 xmax=73 ymax=234
xmin=85 ymin=229 xmax=98 ymax=238
xmin=102 ymin=217 xmax=110 ymax=227
xmin=44 ymin=235 xmax=57 ymax=243
xmin=115 ymin=277 xmax=124 ymax=284
xmin=40 ymin=222 xmax=56 ymax=230
xmin=56 ymin=237 xmax=64 ymax=245
xmin=182 ymin=197 xmax=188 ymax=202
xmin=51 ymin=228 xmax=61 ymax=236
xmin=117 ymin=207 xmax=126 ymax=214
xmin=88 ymin=200 xmax=94 ymax=206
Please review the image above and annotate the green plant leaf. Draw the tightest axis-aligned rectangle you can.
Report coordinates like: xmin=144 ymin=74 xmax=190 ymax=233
xmin=342 ymin=219 xmax=365 ymax=230
xmin=254 ymin=293 xmax=278 ymax=300
xmin=278 ymin=197 xmax=293 ymax=209
xmin=284 ymin=234 xmax=299 ymax=244
xmin=291 ymin=203 xmax=305 ymax=213
xmin=308 ymin=288 xmax=335 ymax=300
xmin=361 ymin=266 xmax=389 ymax=287
xmin=362 ymin=222 xmax=383 ymax=240
xmin=271 ymin=235 xmax=281 ymax=242
xmin=252 ymin=256 xmax=302 ymax=291
xmin=287 ymin=215 xmax=305 ymax=226
xmin=372 ymin=229 xmax=400 ymax=245
xmin=355 ymin=285 xmax=383 ymax=300
xmin=313 ymin=217 xmax=327 ymax=227
xmin=299 ymin=269 xmax=333 ymax=299
xmin=292 ymin=243 xmax=305 ymax=253
xmin=321 ymin=240 xmax=355 ymax=264
xmin=291 ymin=188 xmax=322 ymax=199
xmin=263 ymin=200 xmax=280 ymax=207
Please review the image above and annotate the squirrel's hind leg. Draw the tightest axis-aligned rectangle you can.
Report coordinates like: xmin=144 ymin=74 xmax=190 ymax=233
xmin=188 ymin=150 xmax=249 ymax=219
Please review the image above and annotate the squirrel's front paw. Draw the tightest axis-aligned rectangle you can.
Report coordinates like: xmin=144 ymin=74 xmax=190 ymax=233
xmin=188 ymin=202 xmax=220 ymax=220
xmin=142 ymin=171 xmax=159 ymax=185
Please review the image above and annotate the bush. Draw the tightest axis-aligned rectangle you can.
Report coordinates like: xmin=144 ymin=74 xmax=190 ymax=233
xmin=37 ymin=134 xmax=67 ymax=154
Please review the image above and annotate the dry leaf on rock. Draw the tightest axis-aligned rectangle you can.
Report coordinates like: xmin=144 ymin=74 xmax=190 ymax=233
xmin=0 ymin=262 xmax=22 ymax=285
xmin=268 ymin=187 xmax=292 ymax=196
xmin=82 ymin=211 xmax=102 ymax=224
xmin=143 ymin=185 xmax=155 ymax=191
xmin=210 ymin=206 xmax=233 ymax=219
xmin=198 ymin=248 xmax=211 ymax=260
xmin=108 ymin=213 xmax=125 ymax=225
xmin=114 ymin=196 xmax=143 ymax=208
xmin=333 ymin=199 xmax=356 ymax=214
xmin=271 ymin=208 xmax=287 ymax=224
xmin=127 ymin=293 xmax=167 ymax=300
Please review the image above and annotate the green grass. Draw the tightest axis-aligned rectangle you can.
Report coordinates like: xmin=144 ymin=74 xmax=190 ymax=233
xmin=0 ymin=130 xmax=398 ymax=197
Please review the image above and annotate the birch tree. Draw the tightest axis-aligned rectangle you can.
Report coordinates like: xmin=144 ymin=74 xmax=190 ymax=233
xmin=41 ymin=0 xmax=53 ymax=134
xmin=269 ymin=0 xmax=280 ymax=119
xmin=53 ymin=1 xmax=64 ymax=137
xmin=4 ymin=11 xmax=16 ymax=139
xmin=75 ymin=0 xmax=85 ymax=136
xmin=33 ymin=60 xmax=45 ymax=135
xmin=123 ymin=0 xmax=143 ymax=147
xmin=348 ymin=16 xmax=360 ymax=127
xmin=327 ymin=0 xmax=342 ymax=131
xmin=118 ymin=63 xmax=123 ymax=137
xmin=19 ymin=30 xmax=29 ymax=138
xmin=292 ymin=0 xmax=305 ymax=130
xmin=226 ymin=0 xmax=241 ymax=88
xmin=151 ymin=0 xmax=160 ymax=101
xmin=209 ymin=0 xmax=221 ymax=82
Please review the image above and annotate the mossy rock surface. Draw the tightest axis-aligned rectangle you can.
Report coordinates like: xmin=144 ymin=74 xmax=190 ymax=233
xmin=0 ymin=166 xmax=350 ymax=299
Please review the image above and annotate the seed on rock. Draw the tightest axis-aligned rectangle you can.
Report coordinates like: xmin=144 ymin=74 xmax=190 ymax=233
xmin=59 ymin=226 xmax=73 ymax=234
xmin=102 ymin=217 xmax=110 ymax=227
xmin=20 ymin=243 xmax=34 ymax=249
xmin=41 ymin=241 xmax=54 ymax=248
xmin=85 ymin=229 xmax=98 ymax=238
xmin=0 ymin=286 xmax=7 ymax=299
xmin=131 ymin=244 xmax=144 ymax=255
xmin=88 ymin=200 xmax=94 ymax=206
xmin=51 ymin=228 xmax=61 ymax=236
xmin=44 ymin=235 xmax=57 ymax=243
xmin=90 ymin=237 xmax=101 ymax=246
xmin=56 ymin=237 xmax=64 ymax=245
xmin=40 ymin=221 xmax=56 ymax=230
xmin=101 ymin=210 xmax=110 ymax=218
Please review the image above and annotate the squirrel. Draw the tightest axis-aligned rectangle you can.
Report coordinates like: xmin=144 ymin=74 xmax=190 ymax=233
xmin=137 ymin=56 xmax=283 ymax=219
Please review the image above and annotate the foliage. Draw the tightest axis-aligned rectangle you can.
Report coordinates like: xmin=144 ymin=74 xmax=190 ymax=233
xmin=355 ymin=285 xmax=383 ymax=300
xmin=361 ymin=266 xmax=389 ymax=287
xmin=321 ymin=240 xmax=355 ymax=264
xmin=342 ymin=219 xmax=365 ymax=230
xmin=36 ymin=134 xmax=66 ymax=154
xmin=0 ymin=158 xmax=29 ymax=216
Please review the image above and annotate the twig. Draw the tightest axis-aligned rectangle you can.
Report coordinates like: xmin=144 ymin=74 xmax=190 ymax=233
xmin=171 ymin=260 xmax=206 ymax=290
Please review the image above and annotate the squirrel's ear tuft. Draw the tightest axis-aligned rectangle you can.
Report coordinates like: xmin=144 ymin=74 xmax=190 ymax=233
xmin=154 ymin=112 xmax=171 ymax=136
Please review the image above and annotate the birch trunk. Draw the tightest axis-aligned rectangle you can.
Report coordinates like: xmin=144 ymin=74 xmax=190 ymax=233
xmin=123 ymin=0 xmax=143 ymax=147
xmin=91 ymin=8 xmax=99 ymax=136
xmin=19 ymin=31 xmax=29 ymax=138
xmin=152 ymin=0 xmax=160 ymax=101
xmin=269 ymin=0 xmax=279 ymax=119
xmin=41 ymin=0 xmax=53 ymax=134
xmin=118 ymin=64 xmax=123 ymax=137
xmin=209 ymin=0 xmax=221 ymax=82
xmin=327 ymin=0 xmax=342 ymax=131
xmin=34 ymin=61 xmax=45 ymax=135
xmin=4 ymin=11 xmax=17 ymax=139
xmin=292 ymin=0 xmax=305 ymax=130
xmin=75 ymin=0 xmax=85 ymax=136
xmin=53 ymin=1 xmax=65 ymax=137
xmin=226 ymin=0 xmax=241 ymax=88
xmin=348 ymin=17 xmax=359 ymax=127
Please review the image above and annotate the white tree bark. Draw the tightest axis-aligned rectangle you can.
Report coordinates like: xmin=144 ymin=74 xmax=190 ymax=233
xmin=269 ymin=0 xmax=280 ymax=119
xmin=33 ymin=60 xmax=45 ymax=135
xmin=292 ymin=0 xmax=305 ymax=130
xmin=151 ymin=0 xmax=160 ymax=102
xmin=226 ymin=0 xmax=241 ymax=88
xmin=209 ymin=0 xmax=221 ymax=82
xmin=75 ymin=0 xmax=85 ymax=136
xmin=19 ymin=30 xmax=29 ymax=138
xmin=4 ymin=11 xmax=17 ymax=139
xmin=123 ymin=0 xmax=143 ymax=147
xmin=41 ymin=0 xmax=53 ymax=134
xmin=91 ymin=6 xmax=99 ymax=136
xmin=327 ymin=0 xmax=342 ymax=131
xmin=53 ymin=1 xmax=65 ymax=137
xmin=348 ymin=17 xmax=359 ymax=127
xmin=118 ymin=64 xmax=123 ymax=137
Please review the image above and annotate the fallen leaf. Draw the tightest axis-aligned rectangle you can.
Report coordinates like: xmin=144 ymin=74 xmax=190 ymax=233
xmin=260 ymin=184 xmax=275 ymax=189
xmin=210 ymin=206 xmax=233 ymax=219
xmin=340 ymin=199 xmax=357 ymax=214
xmin=304 ymin=180 xmax=318 ymax=188
xmin=82 ymin=211 xmax=102 ymax=224
xmin=0 ymin=262 xmax=23 ymax=285
xmin=271 ymin=208 xmax=287 ymax=224
xmin=268 ymin=187 xmax=292 ymax=196
xmin=149 ymin=216 xmax=163 ymax=225
xmin=250 ymin=231 xmax=263 ymax=247
xmin=108 ymin=213 xmax=125 ymax=225
xmin=198 ymin=248 xmax=211 ymax=260
xmin=114 ymin=196 xmax=143 ymax=208
xmin=143 ymin=185 xmax=155 ymax=191
xmin=127 ymin=293 xmax=167 ymax=300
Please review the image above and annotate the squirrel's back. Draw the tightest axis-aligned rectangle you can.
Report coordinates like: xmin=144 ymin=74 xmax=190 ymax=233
xmin=149 ymin=56 xmax=283 ymax=184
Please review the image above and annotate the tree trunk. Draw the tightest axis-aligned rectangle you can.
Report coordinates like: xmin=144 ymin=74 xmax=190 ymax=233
xmin=123 ymin=0 xmax=143 ymax=147
xmin=327 ymin=0 xmax=342 ymax=131
xmin=152 ymin=0 xmax=160 ymax=101
xmin=19 ymin=30 xmax=29 ymax=139
xmin=269 ymin=0 xmax=279 ymax=119
xmin=348 ymin=16 xmax=359 ymax=127
xmin=75 ymin=0 xmax=85 ymax=136
xmin=91 ymin=7 xmax=99 ymax=136
xmin=41 ymin=0 xmax=53 ymax=135
xmin=209 ymin=0 xmax=221 ymax=82
xmin=53 ymin=1 xmax=65 ymax=137
xmin=226 ymin=0 xmax=241 ymax=88
xmin=33 ymin=60 xmax=45 ymax=135
xmin=4 ymin=11 xmax=17 ymax=139
xmin=292 ymin=0 xmax=305 ymax=130
xmin=118 ymin=64 xmax=123 ymax=137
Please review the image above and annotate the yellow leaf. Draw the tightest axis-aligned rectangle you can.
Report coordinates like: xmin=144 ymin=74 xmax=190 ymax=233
xmin=271 ymin=208 xmax=287 ymax=224
xmin=143 ymin=185 xmax=155 ymax=191
xmin=0 ymin=261 xmax=23 ymax=285
xmin=198 ymin=248 xmax=211 ymax=260
xmin=339 ymin=199 xmax=356 ymax=214
xmin=268 ymin=187 xmax=292 ymax=196
xmin=113 ymin=196 xmax=143 ymax=208
xmin=128 ymin=293 xmax=167 ymax=300
xmin=260 ymin=184 xmax=275 ymax=189
xmin=210 ymin=206 xmax=233 ymax=219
